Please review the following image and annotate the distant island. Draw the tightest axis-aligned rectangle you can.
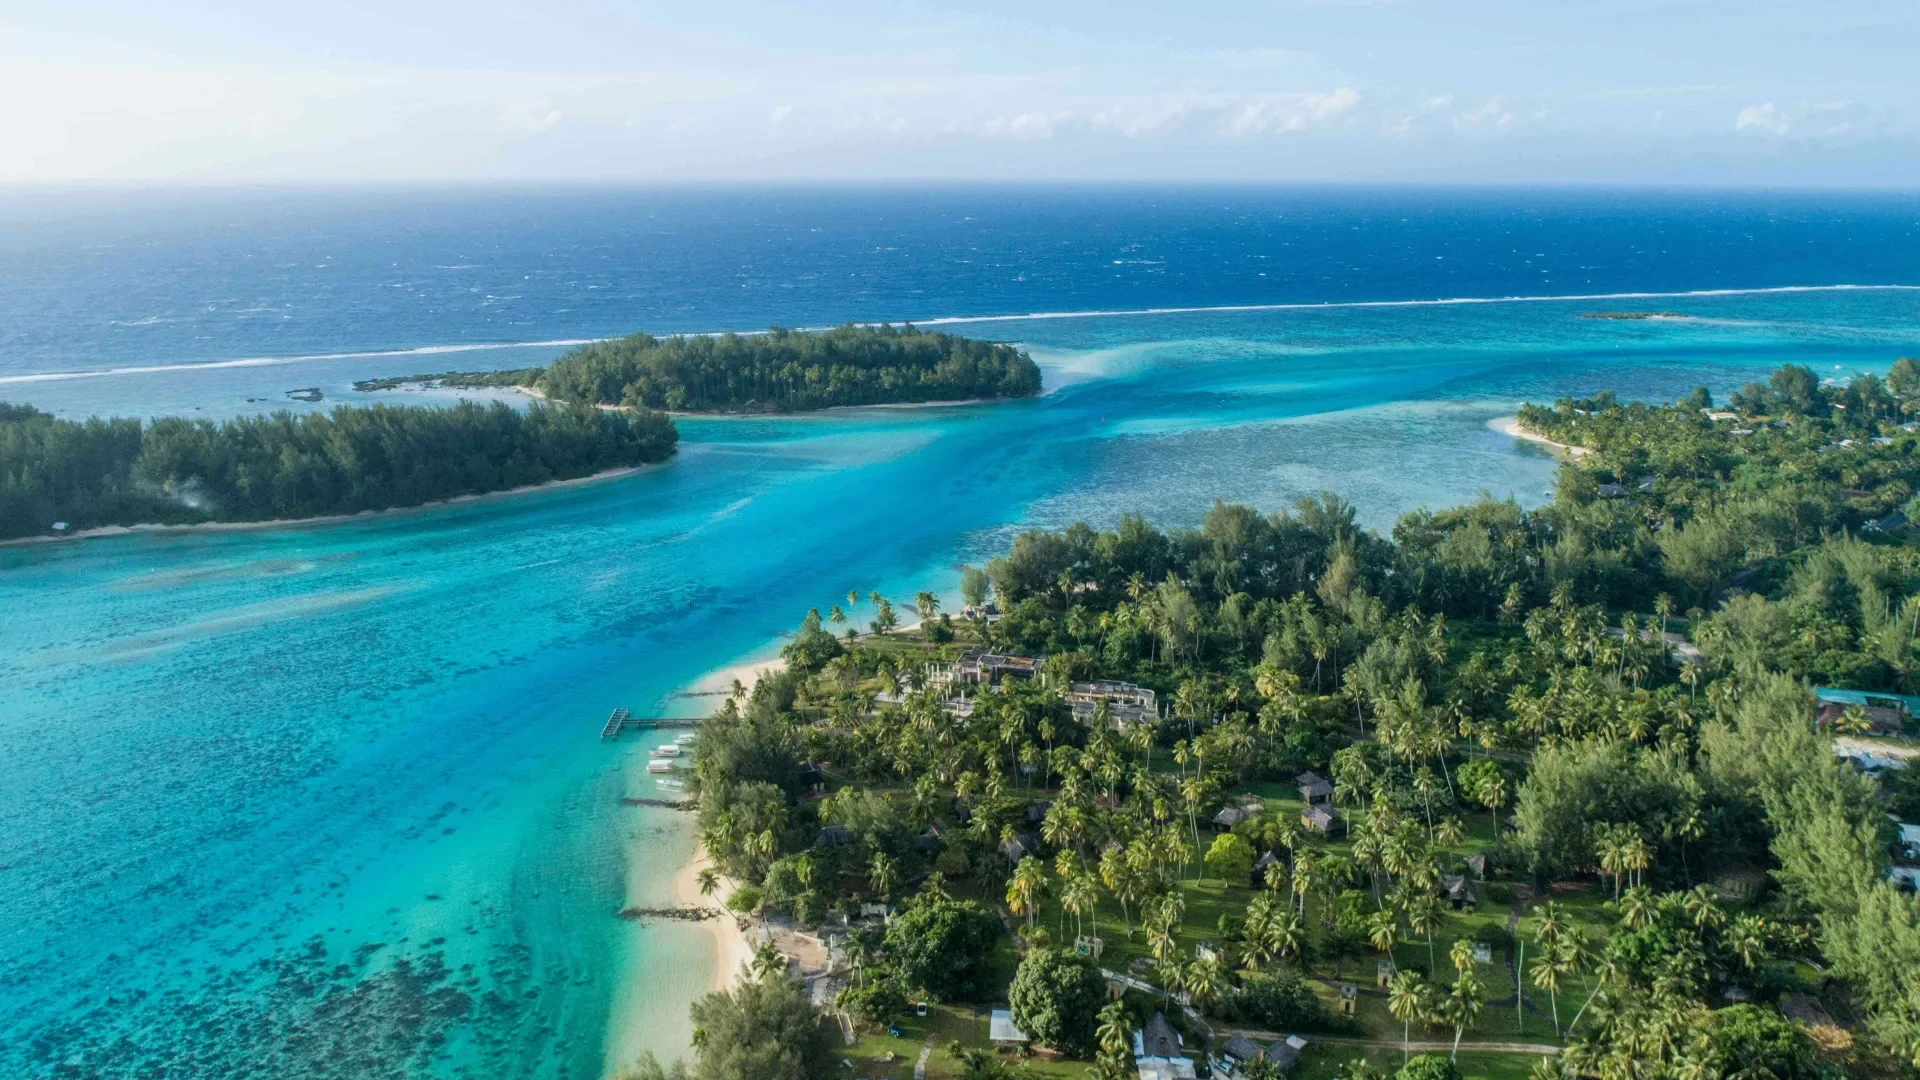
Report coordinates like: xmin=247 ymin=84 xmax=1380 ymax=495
xmin=0 ymin=399 xmax=676 ymax=541
xmin=357 ymin=324 xmax=1043 ymax=413
xmin=1579 ymin=311 xmax=1690 ymax=320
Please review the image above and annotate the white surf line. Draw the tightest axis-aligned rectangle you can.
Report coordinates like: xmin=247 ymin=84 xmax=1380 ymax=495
xmin=6 ymin=283 xmax=1915 ymax=387
xmin=0 ymin=338 xmax=601 ymax=386
xmin=896 ymin=283 xmax=1920 ymax=328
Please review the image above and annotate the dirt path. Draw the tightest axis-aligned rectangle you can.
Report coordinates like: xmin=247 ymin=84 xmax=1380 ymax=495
xmin=914 ymin=1036 xmax=935 ymax=1080
xmin=1217 ymin=1027 xmax=1559 ymax=1055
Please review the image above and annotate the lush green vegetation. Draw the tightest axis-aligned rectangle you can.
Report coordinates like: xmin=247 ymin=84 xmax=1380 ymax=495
xmin=351 ymin=368 xmax=542 ymax=393
xmin=360 ymin=325 xmax=1042 ymax=413
xmin=664 ymin=363 xmax=1920 ymax=1080
xmin=0 ymin=399 xmax=676 ymax=539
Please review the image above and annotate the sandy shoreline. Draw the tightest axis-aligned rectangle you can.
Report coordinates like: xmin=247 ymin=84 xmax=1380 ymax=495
xmin=1489 ymin=415 xmax=1591 ymax=458
xmin=668 ymin=847 xmax=753 ymax=993
xmin=0 ymin=462 xmax=659 ymax=549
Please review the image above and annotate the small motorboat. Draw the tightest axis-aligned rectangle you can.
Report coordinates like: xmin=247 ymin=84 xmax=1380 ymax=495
xmin=646 ymin=760 xmax=674 ymax=774
xmin=650 ymin=744 xmax=681 ymax=758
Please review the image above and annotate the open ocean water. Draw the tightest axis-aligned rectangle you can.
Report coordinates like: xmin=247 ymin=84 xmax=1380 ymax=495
xmin=1 ymin=186 xmax=1918 ymax=1079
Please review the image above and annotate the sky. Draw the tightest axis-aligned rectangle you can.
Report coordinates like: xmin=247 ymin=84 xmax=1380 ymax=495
xmin=1 ymin=0 xmax=1916 ymax=185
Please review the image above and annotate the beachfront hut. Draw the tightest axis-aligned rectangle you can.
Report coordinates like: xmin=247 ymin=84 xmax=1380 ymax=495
xmin=1440 ymin=874 xmax=1477 ymax=910
xmin=1251 ymin=850 xmax=1280 ymax=888
xmin=1267 ymin=1036 xmax=1308 ymax=1074
xmin=1211 ymin=806 xmax=1248 ymax=830
xmin=1301 ymin=804 xmax=1345 ymax=838
xmin=1812 ymin=687 xmax=1915 ymax=735
xmin=1133 ymin=1013 xmax=1195 ymax=1080
xmin=1003 ymin=832 xmax=1042 ymax=862
xmin=1295 ymin=772 xmax=1334 ymax=804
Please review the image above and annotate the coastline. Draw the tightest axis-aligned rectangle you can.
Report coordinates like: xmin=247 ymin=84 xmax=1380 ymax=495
xmin=1489 ymin=414 xmax=1591 ymax=458
xmin=0 ymin=462 xmax=659 ymax=549
xmin=668 ymin=846 xmax=753 ymax=993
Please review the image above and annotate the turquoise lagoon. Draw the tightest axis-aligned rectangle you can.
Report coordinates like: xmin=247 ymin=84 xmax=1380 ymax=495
xmin=3 ymin=289 xmax=1919 ymax=1078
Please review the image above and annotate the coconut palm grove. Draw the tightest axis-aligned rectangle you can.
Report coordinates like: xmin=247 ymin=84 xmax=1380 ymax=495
xmin=663 ymin=363 xmax=1920 ymax=1080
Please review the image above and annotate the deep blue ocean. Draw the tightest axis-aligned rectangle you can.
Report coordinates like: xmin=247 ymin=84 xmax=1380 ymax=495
xmin=2 ymin=186 xmax=1918 ymax=1080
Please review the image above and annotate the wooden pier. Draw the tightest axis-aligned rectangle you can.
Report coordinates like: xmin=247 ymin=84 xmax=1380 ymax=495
xmin=600 ymin=709 xmax=700 ymax=739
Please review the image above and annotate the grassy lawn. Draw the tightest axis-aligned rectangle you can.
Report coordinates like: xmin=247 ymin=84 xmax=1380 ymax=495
xmin=840 ymin=1003 xmax=1094 ymax=1080
xmin=1294 ymin=1044 xmax=1548 ymax=1080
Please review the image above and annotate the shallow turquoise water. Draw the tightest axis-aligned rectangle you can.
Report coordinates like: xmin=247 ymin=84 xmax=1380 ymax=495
xmin=3 ymin=291 xmax=1918 ymax=1078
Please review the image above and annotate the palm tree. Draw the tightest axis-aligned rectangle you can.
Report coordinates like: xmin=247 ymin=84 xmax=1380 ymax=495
xmin=1529 ymin=947 xmax=1565 ymax=1036
xmin=1008 ymin=856 xmax=1047 ymax=929
xmin=1366 ymin=909 xmax=1399 ymax=960
xmin=868 ymin=852 xmax=899 ymax=900
xmin=828 ymin=604 xmax=847 ymax=628
xmin=1264 ymin=906 xmax=1306 ymax=967
xmin=848 ymin=589 xmax=860 ymax=608
xmin=751 ymin=941 xmax=785 ymax=981
xmin=1386 ymin=971 xmax=1428 ymax=1065
xmin=1184 ymin=953 xmax=1226 ymax=1015
xmin=1405 ymin=890 xmax=1440 ymax=973
xmin=1094 ymin=1002 xmax=1134 ymax=1080
xmin=696 ymin=868 xmax=720 ymax=898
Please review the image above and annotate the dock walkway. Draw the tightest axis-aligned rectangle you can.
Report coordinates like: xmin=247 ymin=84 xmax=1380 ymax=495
xmin=600 ymin=709 xmax=700 ymax=738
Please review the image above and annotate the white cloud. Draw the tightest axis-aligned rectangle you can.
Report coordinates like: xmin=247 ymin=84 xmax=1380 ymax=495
xmin=1452 ymin=97 xmax=1515 ymax=134
xmin=1223 ymin=88 xmax=1360 ymax=135
xmin=979 ymin=111 xmax=1067 ymax=140
xmin=1736 ymin=103 xmax=1790 ymax=135
xmin=769 ymin=103 xmax=795 ymax=124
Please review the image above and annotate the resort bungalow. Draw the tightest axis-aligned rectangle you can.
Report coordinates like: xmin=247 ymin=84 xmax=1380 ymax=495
xmin=1217 ymin=1035 xmax=1308 ymax=1078
xmin=1301 ymin=804 xmax=1345 ymax=838
xmin=1003 ymin=832 xmax=1042 ymax=862
xmin=1812 ymin=687 xmax=1915 ymax=735
xmin=1211 ymin=806 xmax=1250 ymax=831
xmin=951 ymin=648 xmax=1045 ymax=686
xmin=1295 ymin=771 xmax=1334 ymax=804
xmin=989 ymin=1009 xmax=1028 ymax=1046
xmin=1440 ymin=874 xmax=1478 ymax=911
xmin=1133 ymin=1013 xmax=1196 ymax=1080
xmin=1067 ymin=680 xmax=1160 ymax=728
xmin=1898 ymin=822 xmax=1920 ymax=863
xmin=1251 ymin=850 xmax=1281 ymax=888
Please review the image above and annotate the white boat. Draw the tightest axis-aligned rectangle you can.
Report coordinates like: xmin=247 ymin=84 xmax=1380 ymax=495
xmin=650 ymin=744 xmax=681 ymax=758
xmin=646 ymin=760 xmax=674 ymax=774
xmin=656 ymin=778 xmax=685 ymax=789
xmin=674 ymin=733 xmax=697 ymax=745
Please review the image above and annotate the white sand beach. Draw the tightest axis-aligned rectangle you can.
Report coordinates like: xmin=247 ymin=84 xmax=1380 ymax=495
xmin=1489 ymin=415 xmax=1591 ymax=458
xmin=670 ymin=847 xmax=753 ymax=992
xmin=1 ymin=462 xmax=658 ymax=548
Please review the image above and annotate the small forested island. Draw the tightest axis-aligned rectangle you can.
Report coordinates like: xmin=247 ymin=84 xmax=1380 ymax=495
xmin=0 ymin=399 xmax=675 ymax=541
xmin=359 ymin=324 xmax=1043 ymax=413
xmin=652 ymin=361 xmax=1920 ymax=1080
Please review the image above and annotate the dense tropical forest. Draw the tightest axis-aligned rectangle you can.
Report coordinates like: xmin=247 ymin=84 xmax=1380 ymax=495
xmin=0 ymin=399 xmax=676 ymax=540
xmin=359 ymin=324 xmax=1043 ymax=413
xmin=652 ymin=361 xmax=1920 ymax=1080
